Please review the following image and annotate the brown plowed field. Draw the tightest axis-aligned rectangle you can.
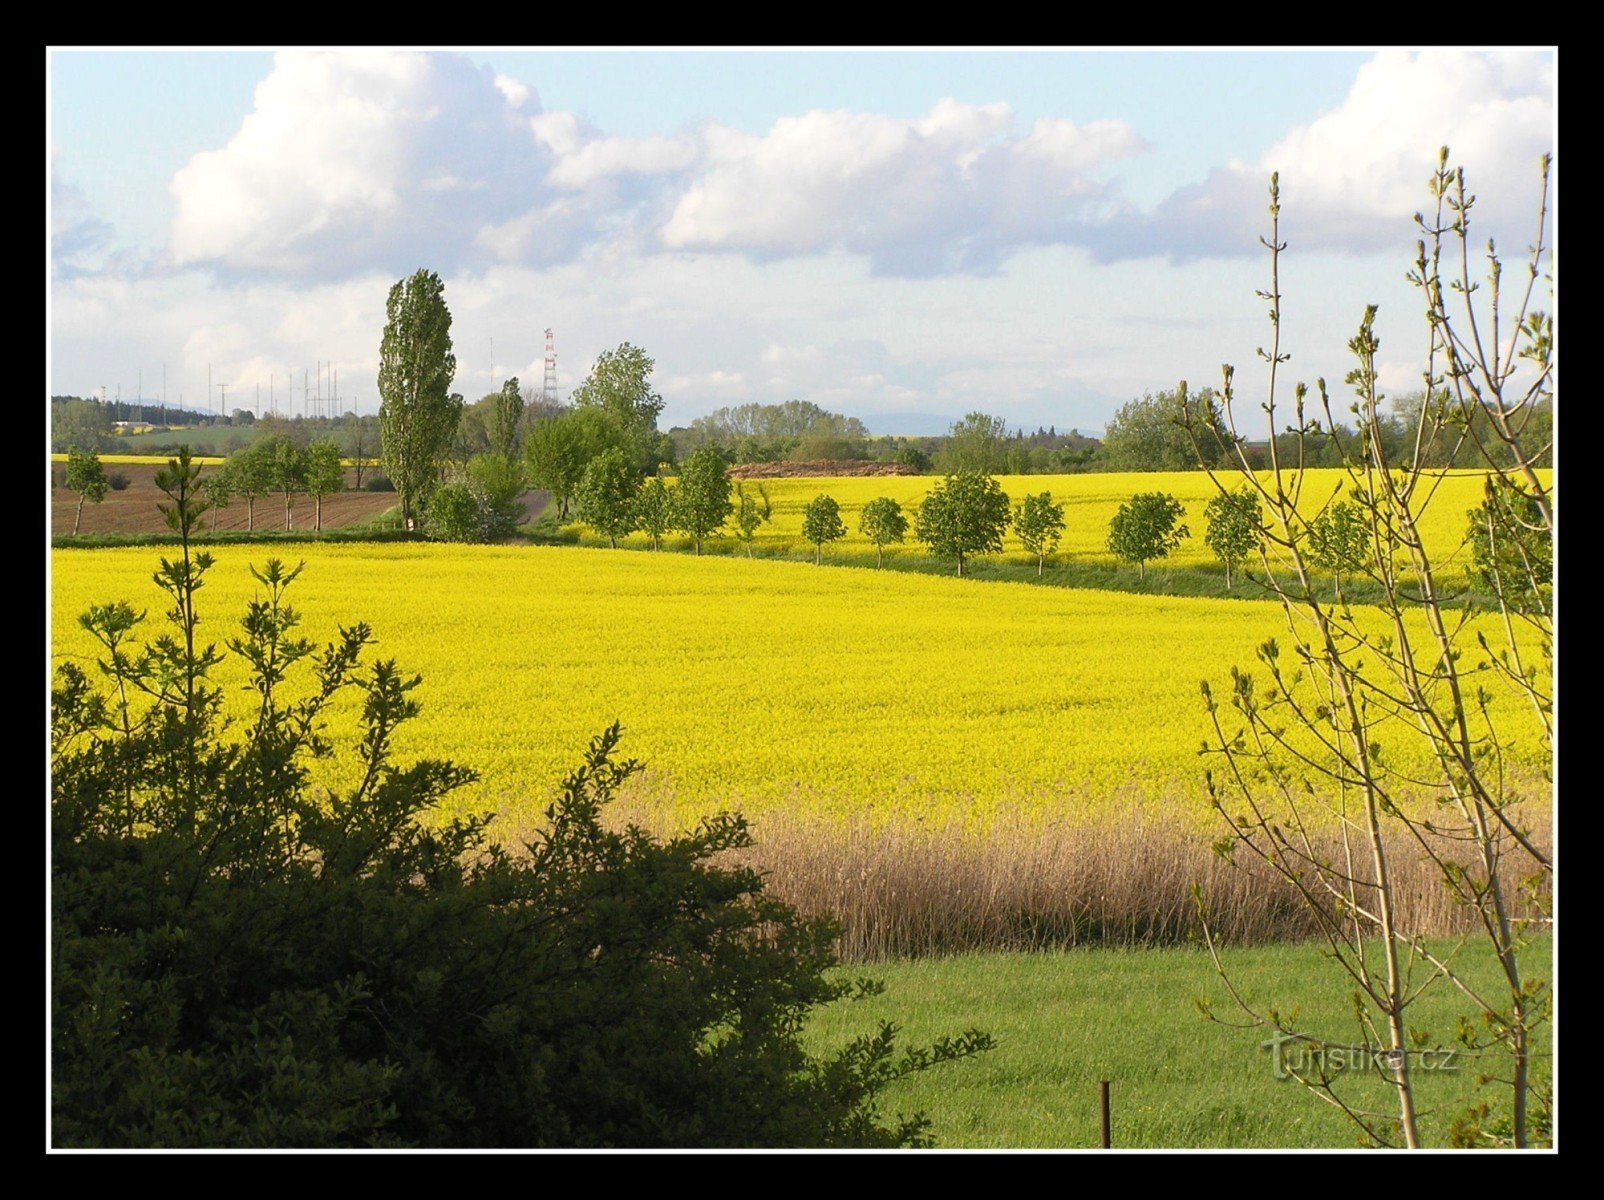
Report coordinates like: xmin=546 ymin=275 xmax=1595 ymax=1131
xmin=50 ymin=462 xmax=399 ymax=535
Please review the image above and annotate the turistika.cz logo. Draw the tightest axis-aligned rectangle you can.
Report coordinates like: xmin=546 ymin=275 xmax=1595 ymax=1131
xmin=1259 ymin=1031 xmax=1460 ymax=1081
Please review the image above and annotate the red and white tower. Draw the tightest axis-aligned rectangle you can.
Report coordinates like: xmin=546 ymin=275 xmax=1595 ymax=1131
xmin=543 ymin=328 xmax=559 ymax=404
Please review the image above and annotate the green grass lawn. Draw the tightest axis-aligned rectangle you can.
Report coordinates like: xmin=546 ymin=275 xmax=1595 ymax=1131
xmin=805 ymin=939 xmax=1552 ymax=1148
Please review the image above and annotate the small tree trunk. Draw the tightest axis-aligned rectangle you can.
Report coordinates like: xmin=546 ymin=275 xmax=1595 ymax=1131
xmin=285 ymin=493 xmax=293 ymax=530
xmin=957 ymin=554 xmax=964 ymax=578
xmin=247 ymin=497 xmax=255 ymax=531
xmin=316 ymin=494 xmax=323 ymax=531
xmin=1037 ymin=553 xmax=1044 ymax=577
xmin=876 ymin=545 xmax=883 ymax=568
xmin=609 ymin=535 xmax=617 ymax=549
xmin=1225 ymin=561 xmax=1233 ymax=589
xmin=74 ymin=493 xmax=84 ymax=535
xmin=695 ymin=536 xmax=702 ymax=556
xmin=815 ymin=543 xmax=821 ymax=565
xmin=1138 ymin=559 xmax=1145 ymax=582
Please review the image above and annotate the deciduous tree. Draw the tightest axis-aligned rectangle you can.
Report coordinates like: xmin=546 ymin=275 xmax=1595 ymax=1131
xmin=1185 ymin=155 xmax=1553 ymax=1148
xmin=347 ymin=422 xmax=378 ymax=489
xmin=731 ymin=481 xmax=771 ymax=558
xmin=575 ymin=446 xmax=641 ymax=549
xmin=223 ymin=444 xmax=271 ymax=532
xmin=523 ymin=408 xmax=619 ymax=520
xmin=1106 ymin=492 xmax=1189 ymax=581
xmin=64 ymin=447 xmax=107 ymax=536
xmin=258 ymin=435 xmax=308 ymax=531
xmin=49 ymin=491 xmax=995 ymax=1147
xmin=52 ymin=398 xmax=113 ymax=454
xmin=800 ymin=493 xmax=846 ymax=565
xmin=673 ymin=447 xmax=733 ymax=555
xmin=199 ymin=471 xmax=233 ymax=532
xmin=1467 ymin=477 xmax=1550 ymax=613
xmin=636 ymin=476 xmax=675 ymax=551
xmin=937 ymin=412 xmax=1009 ymax=474
xmin=1304 ymin=498 xmax=1367 ymax=590
xmin=1101 ymin=388 xmax=1232 ymax=471
xmin=1202 ymin=487 xmax=1261 ymax=589
xmin=1013 ymin=491 xmax=1065 ymax=577
xmin=858 ymin=496 xmax=908 ymax=567
xmin=570 ymin=343 xmax=666 ymax=472
xmin=914 ymin=471 xmax=1011 ymax=578
xmin=304 ymin=439 xmax=346 ymax=532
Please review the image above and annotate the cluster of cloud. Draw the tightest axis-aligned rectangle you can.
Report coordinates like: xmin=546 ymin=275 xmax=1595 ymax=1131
xmin=160 ymin=52 xmax=1156 ymax=280
xmin=150 ymin=48 xmax=1552 ymax=283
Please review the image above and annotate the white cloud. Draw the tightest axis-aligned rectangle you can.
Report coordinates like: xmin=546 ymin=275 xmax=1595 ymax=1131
xmin=162 ymin=55 xmax=1162 ymax=281
xmin=546 ymin=133 xmax=698 ymax=189
xmin=1101 ymin=50 xmax=1555 ymax=261
xmin=169 ymin=51 xmax=550 ymax=279
xmin=659 ymin=100 xmax=1146 ymax=274
xmin=493 ymin=73 xmax=533 ymax=109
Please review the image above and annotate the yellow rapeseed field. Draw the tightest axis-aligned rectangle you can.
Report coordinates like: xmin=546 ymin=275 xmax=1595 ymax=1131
xmin=49 ymin=453 xmax=227 ymax=466
xmin=50 ymin=538 xmax=1546 ymax=831
xmin=571 ymin=468 xmax=1541 ymax=575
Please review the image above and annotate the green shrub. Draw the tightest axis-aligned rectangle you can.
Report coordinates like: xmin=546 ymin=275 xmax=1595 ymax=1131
xmin=893 ymin=445 xmax=931 ymax=473
xmin=424 ymin=457 xmax=525 ymax=543
xmin=423 ymin=481 xmax=482 ymax=542
xmin=465 ymin=453 xmax=526 ymax=540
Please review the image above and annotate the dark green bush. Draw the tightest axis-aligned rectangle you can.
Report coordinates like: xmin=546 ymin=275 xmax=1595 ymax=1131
xmin=422 ymin=480 xmax=482 ymax=542
xmin=50 ymin=451 xmax=989 ymax=1147
xmin=106 ymin=470 xmax=130 ymax=491
xmin=893 ymin=445 xmax=931 ymax=473
xmin=364 ymin=474 xmax=395 ymax=492
xmin=423 ymin=457 xmax=524 ymax=543
xmin=465 ymin=453 xmax=526 ymax=540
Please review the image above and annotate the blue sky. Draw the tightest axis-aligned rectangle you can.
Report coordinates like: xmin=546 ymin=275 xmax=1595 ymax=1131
xmin=48 ymin=48 xmax=1555 ymax=433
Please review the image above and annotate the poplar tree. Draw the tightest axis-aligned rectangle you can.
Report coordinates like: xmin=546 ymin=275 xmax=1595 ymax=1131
xmin=379 ymin=269 xmax=461 ymax=530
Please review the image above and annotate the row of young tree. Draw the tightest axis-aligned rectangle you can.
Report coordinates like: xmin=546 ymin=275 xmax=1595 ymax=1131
xmin=57 ymin=438 xmax=348 ymax=538
xmin=559 ymin=460 xmax=1255 ymax=586
xmin=204 ymin=436 xmax=348 ymax=530
xmin=561 ymin=455 xmax=1549 ymax=607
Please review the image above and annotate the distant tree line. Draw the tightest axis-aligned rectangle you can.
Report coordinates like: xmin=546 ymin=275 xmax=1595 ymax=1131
xmin=60 ymin=377 xmax=1546 ymax=477
xmin=49 ymin=393 xmax=388 ymax=459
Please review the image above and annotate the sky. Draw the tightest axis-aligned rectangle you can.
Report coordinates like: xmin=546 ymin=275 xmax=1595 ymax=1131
xmin=48 ymin=47 xmax=1556 ymax=435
